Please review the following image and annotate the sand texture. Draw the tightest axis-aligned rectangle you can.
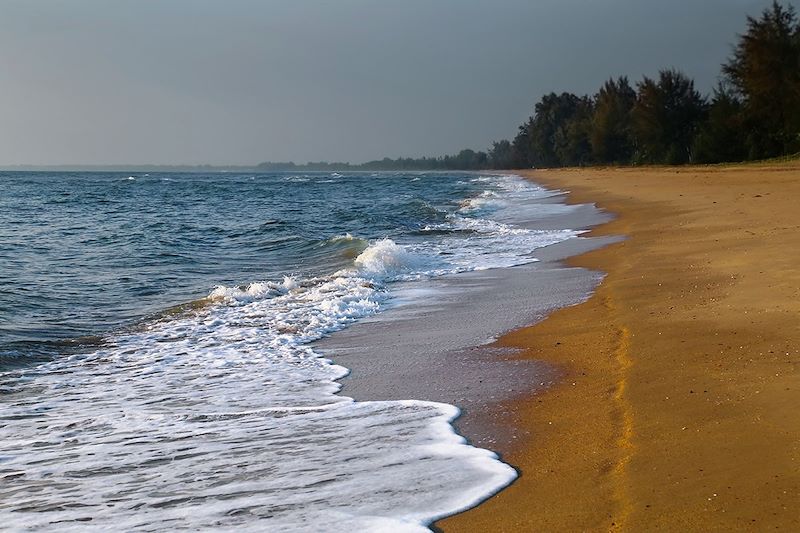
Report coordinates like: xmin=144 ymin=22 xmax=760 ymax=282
xmin=441 ymin=163 xmax=800 ymax=531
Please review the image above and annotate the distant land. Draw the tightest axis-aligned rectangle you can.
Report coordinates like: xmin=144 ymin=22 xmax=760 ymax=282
xmin=1 ymin=150 xmax=491 ymax=173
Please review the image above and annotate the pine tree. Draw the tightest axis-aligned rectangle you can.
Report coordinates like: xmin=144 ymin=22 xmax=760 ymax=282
xmin=632 ymin=69 xmax=706 ymax=164
xmin=723 ymin=1 xmax=800 ymax=158
xmin=590 ymin=77 xmax=636 ymax=164
xmin=693 ymin=83 xmax=748 ymax=163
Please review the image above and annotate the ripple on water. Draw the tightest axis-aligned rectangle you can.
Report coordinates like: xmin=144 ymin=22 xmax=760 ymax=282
xmin=0 ymin=172 xmax=584 ymax=529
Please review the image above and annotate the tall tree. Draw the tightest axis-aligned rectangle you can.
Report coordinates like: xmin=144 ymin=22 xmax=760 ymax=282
xmin=488 ymin=139 xmax=514 ymax=169
xmin=443 ymin=149 xmax=489 ymax=170
xmin=723 ymin=1 xmax=800 ymax=158
xmin=632 ymin=69 xmax=707 ymax=164
xmin=590 ymin=77 xmax=636 ymax=164
xmin=511 ymin=122 xmax=534 ymax=168
xmin=525 ymin=92 xmax=593 ymax=167
xmin=553 ymin=95 xmax=595 ymax=166
xmin=693 ymin=83 xmax=748 ymax=163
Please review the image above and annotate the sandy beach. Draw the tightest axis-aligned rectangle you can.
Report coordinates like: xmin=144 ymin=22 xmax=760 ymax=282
xmin=441 ymin=162 xmax=800 ymax=531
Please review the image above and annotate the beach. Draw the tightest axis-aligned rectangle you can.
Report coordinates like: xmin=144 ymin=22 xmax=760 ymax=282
xmin=5 ymin=165 xmax=799 ymax=530
xmin=441 ymin=163 xmax=800 ymax=531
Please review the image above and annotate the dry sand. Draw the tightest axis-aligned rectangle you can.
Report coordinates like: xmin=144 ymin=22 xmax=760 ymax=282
xmin=440 ymin=163 xmax=800 ymax=531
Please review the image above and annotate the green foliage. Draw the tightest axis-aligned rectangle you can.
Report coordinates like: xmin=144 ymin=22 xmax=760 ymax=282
xmin=494 ymin=1 xmax=799 ymax=168
xmin=256 ymin=151 xmax=492 ymax=172
xmin=590 ymin=77 xmax=636 ymax=164
xmin=510 ymin=122 xmax=533 ymax=168
xmin=553 ymin=96 xmax=594 ymax=166
xmin=442 ymin=149 xmax=489 ymax=170
xmin=693 ymin=84 xmax=748 ymax=163
xmin=488 ymin=140 xmax=515 ymax=169
xmin=506 ymin=93 xmax=595 ymax=168
xmin=528 ymin=93 xmax=593 ymax=167
xmin=723 ymin=1 xmax=800 ymax=159
xmin=632 ymin=69 xmax=707 ymax=164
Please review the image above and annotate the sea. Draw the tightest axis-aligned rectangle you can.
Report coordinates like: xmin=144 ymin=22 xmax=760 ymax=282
xmin=1 ymin=171 xmax=586 ymax=531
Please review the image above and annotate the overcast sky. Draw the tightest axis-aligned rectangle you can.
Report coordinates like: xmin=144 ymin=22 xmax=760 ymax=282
xmin=0 ymin=0 xmax=786 ymax=165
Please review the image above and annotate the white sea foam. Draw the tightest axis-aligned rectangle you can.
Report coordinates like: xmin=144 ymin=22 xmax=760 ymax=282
xmin=208 ymin=276 xmax=298 ymax=303
xmin=458 ymin=192 xmax=506 ymax=213
xmin=0 ymin=174 xmax=580 ymax=531
xmin=345 ymin=176 xmax=584 ymax=280
xmin=330 ymin=232 xmax=358 ymax=242
xmin=282 ymin=175 xmax=311 ymax=182
xmin=0 ymin=260 xmax=514 ymax=530
xmin=352 ymin=239 xmax=426 ymax=278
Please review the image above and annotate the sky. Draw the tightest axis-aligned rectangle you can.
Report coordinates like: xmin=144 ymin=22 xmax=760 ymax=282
xmin=0 ymin=0 xmax=786 ymax=166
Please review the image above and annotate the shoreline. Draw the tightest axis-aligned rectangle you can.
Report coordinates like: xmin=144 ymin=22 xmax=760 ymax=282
xmin=317 ymin=236 xmax=614 ymax=449
xmin=315 ymin=183 xmax=614 ymax=452
xmin=441 ymin=163 xmax=800 ymax=531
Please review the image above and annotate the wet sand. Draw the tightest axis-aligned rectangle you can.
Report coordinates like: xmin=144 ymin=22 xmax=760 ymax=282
xmin=316 ymin=192 xmax=616 ymax=451
xmin=316 ymin=236 xmax=616 ymax=449
xmin=441 ymin=163 xmax=800 ymax=531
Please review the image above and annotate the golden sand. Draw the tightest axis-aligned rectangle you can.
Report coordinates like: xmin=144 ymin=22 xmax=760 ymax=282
xmin=440 ymin=163 xmax=800 ymax=531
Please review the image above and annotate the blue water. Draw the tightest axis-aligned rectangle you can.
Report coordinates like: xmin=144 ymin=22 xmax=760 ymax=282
xmin=0 ymin=171 xmax=579 ymax=531
xmin=1 ymin=172 xmax=479 ymax=360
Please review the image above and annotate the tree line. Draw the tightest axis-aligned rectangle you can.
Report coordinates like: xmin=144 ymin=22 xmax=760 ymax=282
xmin=255 ymin=150 xmax=490 ymax=172
xmin=488 ymin=1 xmax=800 ymax=168
xmin=258 ymin=2 xmax=799 ymax=171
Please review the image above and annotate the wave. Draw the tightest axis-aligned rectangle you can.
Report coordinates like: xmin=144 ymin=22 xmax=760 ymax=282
xmin=317 ymin=233 xmax=370 ymax=261
xmin=458 ymin=191 xmax=506 ymax=213
xmin=282 ymin=175 xmax=311 ymax=182
xmin=0 ymin=336 xmax=106 ymax=372
xmin=0 ymin=173 xmax=584 ymax=530
xmin=351 ymin=239 xmax=427 ymax=279
xmin=208 ymin=276 xmax=299 ymax=303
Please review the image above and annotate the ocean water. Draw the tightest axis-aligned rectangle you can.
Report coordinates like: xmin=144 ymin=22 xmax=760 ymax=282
xmin=0 ymin=171 xmax=580 ymax=531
